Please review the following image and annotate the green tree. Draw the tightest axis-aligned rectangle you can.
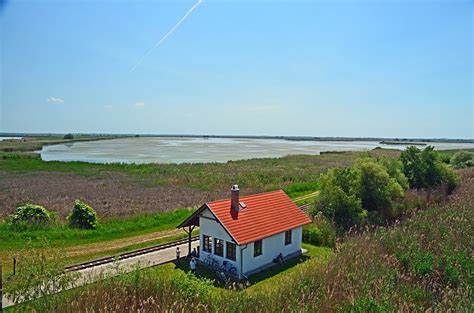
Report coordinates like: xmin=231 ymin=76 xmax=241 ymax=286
xmin=316 ymin=167 xmax=364 ymax=229
xmin=376 ymin=157 xmax=409 ymax=191
xmin=401 ymin=146 xmax=459 ymax=192
xmin=317 ymin=158 xmax=407 ymax=229
xmin=450 ymin=151 xmax=473 ymax=169
xmin=400 ymin=146 xmax=427 ymax=188
xmin=355 ymin=158 xmax=405 ymax=213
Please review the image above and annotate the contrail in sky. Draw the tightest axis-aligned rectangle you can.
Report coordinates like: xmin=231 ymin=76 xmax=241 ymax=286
xmin=130 ymin=0 xmax=203 ymax=72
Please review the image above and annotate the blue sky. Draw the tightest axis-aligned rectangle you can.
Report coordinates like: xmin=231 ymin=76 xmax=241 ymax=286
xmin=1 ymin=0 xmax=472 ymax=138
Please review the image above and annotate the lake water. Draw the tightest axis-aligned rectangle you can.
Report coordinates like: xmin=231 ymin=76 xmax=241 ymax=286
xmin=39 ymin=137 xmax=474 ymax=164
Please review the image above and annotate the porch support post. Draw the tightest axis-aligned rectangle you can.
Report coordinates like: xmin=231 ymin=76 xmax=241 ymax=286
xmin=188 ymin=225 xmax=192 ymax=255
xmin=183 ymin=225 xmax=196 ymax=256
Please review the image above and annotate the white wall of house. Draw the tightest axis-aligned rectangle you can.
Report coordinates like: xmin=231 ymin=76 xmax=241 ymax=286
xmin=198 ymin=208 xmax=303 ymax=277
xmin=198 ymin=208 xmax=240 ymax=274
xmin=241 ymin=226 xmax=303 ymax=275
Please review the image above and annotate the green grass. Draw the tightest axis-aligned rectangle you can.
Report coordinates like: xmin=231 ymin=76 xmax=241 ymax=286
xmin=5 ymin=243 xmax=332 ymax=312
xmin=9 ymin=169 xmax=472 ymax=312
xmin=6 ymin=169 xmax=474 ymax=312
xmin=247 ymin=244 xmax=332 ymax=292
xmin=283 ymin=181 xmax=320 ymax=198
xmin=0 ymin=208 xmax=197 ymax=277
xmin=167 ymin=243 xmax=332 ymax=292
xmin=0 ymin=208 xmax=194 ymax=250
xmin=63 ymin=229 xmax=199 ymax=269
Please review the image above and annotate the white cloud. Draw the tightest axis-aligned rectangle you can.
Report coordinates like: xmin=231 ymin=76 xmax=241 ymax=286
xmin=134 ymin=102 xmax=145 ymax=108
xmin=104 ymin=105 xmax=113 ymax=109
xmin=46 ymin=97 xmax=64 ymax=104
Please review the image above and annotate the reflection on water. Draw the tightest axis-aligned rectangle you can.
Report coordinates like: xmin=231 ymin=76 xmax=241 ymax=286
xmin=40 ymin=137 xmax=474 ymax=164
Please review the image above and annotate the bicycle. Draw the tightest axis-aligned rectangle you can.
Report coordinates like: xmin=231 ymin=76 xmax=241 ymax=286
xmin=220 ymin=261 xmax=237 ymax=276
xmin=204 ymin=254 xmax=219 ymax=268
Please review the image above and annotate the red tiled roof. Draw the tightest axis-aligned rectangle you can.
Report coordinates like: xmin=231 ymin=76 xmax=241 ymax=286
xmin=205 ymin=190 xmax=311 ymax=245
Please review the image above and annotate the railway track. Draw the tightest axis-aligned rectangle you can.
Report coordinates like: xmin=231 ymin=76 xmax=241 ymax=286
xmin=65 ymin=204 xmax=311 ymax=272
xmin=65 ymin=236 xmax=199 ymax=272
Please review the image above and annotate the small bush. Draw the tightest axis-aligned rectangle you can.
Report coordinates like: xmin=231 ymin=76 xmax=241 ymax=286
xmin=63 ymin=133 xmax=74 ymax=140
xmin=68 ymin=200 xmax=98 ymax=229
xmin=9 ymin=204 xmax=54 ymax=230
xmin=303 ymin=224 xmax=323 ymax=246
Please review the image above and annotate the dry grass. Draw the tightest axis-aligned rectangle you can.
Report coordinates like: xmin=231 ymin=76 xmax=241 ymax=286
xmin=0 ymin=149 xmax=399 ymax=219
xmin=0 ymin=170 xmax=224 ymax=219
xmin=11 ymin=170 xmax=473 ymax=312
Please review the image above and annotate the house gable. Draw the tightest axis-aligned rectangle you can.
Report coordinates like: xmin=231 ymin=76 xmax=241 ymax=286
xmin=199 ymin=207 xmax=234 ymax=242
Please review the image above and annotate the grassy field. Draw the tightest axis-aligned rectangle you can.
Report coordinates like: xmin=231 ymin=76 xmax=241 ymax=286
xmin=0 ymin=141 xmax=394 ymax=275
xmin=5 ymin=243 xmax=333 ymax=312
xmin=2 ymin=136 xmax=473 ymax=311
xmin=0 ymin=144 xmax=403 ymax=220
xmin=0 ymin=148 xmax=399 ymax=191
xmin=8 ymin=168 xmax=472 ymax=312
xmin=0 ymin=208 xmax=196 ymax=276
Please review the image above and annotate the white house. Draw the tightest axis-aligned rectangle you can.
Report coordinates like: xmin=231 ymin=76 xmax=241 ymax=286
xmin=178 ymin=185 xmax=311 ymax=278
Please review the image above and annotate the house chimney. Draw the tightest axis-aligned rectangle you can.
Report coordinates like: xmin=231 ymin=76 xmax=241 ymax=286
xmin=231 ymin=184 xmax=240 ymax=211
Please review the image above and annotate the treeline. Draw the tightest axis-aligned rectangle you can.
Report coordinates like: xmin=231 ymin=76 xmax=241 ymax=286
xmin=311 ymin=146 xmax=460 ymax=230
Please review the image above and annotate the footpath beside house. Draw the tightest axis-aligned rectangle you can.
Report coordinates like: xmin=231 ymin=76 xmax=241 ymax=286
xmin=178 ymin=185 xmax=311 ymax=278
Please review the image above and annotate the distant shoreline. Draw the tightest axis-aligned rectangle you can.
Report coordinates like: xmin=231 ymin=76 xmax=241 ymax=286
xmin=1 ymin=133 xmax=473 ymax=144
xmin=379 ymin=141 xmax=427 ymax=146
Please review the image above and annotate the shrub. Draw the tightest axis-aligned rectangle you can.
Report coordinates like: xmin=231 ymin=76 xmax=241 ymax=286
xmin=355 ymin=158 xmax=405 ymax=213
xmin=316 ymin=167 xmax=364 ymax=229
xmin=171 ymin=272 xmax=214 ymax=300
xmin=401 ymin=146 xmax=459 ymax=191
xmin=303 ymin=224 xmax=323 ymax=246
xmin=303 ymin=215 xmax=336 ymax=248
xmin=438 ymin=163 xmax=460 ymax=194
xmin=450 ymin=151 xmax=473 ymax=169
xmin=63 ymin=133 xmax=74 ymax=139
xmin=317 ymin=158 xmax=406 ymax=229
xmin=68 ymin=200 xmax=98 ymax=229
xmin=9 ymin=204 xmax=54 ymax=230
